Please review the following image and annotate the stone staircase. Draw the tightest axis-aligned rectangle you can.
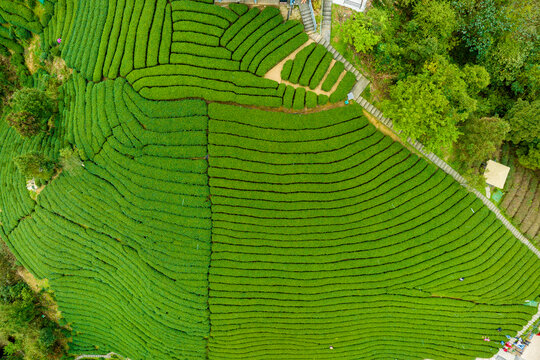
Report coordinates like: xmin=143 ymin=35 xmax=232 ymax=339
xmin=298 ymin=2 xmax=316 ymax=33
xmin=321 ymin=0 xmax=332 ymax=41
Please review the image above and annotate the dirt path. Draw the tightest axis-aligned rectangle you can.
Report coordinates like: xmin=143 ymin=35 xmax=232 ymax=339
xmin=363 ymin=110 xmax=403 ymax=144
xmin=265 ymin=40 xmax=314 ymax=83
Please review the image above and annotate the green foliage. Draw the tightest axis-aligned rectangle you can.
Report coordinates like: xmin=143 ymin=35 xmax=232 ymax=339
xmin=329 ymin=71 xmax=356 ymax=103
xmin=5 ymin=111 xmax=44 ymax=137
xmin=292 ymin=87 xmax=305 ymax=110
xmin=413 ymin=0 xmax=457 ymax=49
xmin=505 ymin=99 xmax=540 ymax=144
xmin=423 ymin=56 xmax=477 ymax=121
xmin=456 ymin=117 xmax=510 ymax=167
xmin=305 ymin=91 xmax=317 ymax=108
xmin=321 ymin=61 xmax=344 ymax=92
xmin=317 ymin=93 xmax=328 ymax=105
xmin=0 ymin=245 xmax=68 ymax=360
xmin=58 ymin=147 xmax=83 ymax=176
xmin=462 ymin=64 xmax=490 ymax=94
xmin=517 ymin=142 xmax=540 ymax=170
xmin=207 ymin=102 xmax=540 ymax=360
xmin=9 ymin=88 xmax=54 ymax=122
xmin=0 ymin=3 xmax=537 ymax=360
xmin=451 ymin=0 xmax=510 ymax=60
xmin=281 ymin=59 xmax=293 ymax=81
xmin=382 ymin=73 xmax=458 ymax=151
xmin=13 ymin=152 xmax=55 ymax=181
xmin=339 ymin=9 xmax=387 ymax=53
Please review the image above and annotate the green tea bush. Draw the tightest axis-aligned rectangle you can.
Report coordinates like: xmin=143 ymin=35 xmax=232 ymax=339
xmin=289 ymin=43 xmax=316 ymax=83
xmin=329 ymin=71 xmax=356 ymax=103
xmin=321 ymin=61 xmax=345 ymax=91
xmin=309 ymin=52 xmax=333 ymax=89
xmin=299 ymin=44 xmax=326 ymax=87
xmin=281 ymin=59 xmax=293 ymax=81
xmin=305 ymin=90 xmax=317 ymax=108
xmin=292 ymin=86 xmax=305 ymax=110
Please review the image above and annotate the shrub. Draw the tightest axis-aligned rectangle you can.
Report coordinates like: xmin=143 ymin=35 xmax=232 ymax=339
xmin=13 ymin=152 xmax=56 ymax=181
xmin=283 ymin=85 xmax=294 ymax=108
xmin=292 ymin=87 xmax=305 ymax=110
xmin=229 ymin=3 xmax=248 ymax=16
xmin=281 ymin=60 xmax=293 ymax=81
xmin=309 ymin=52 xmax=333 ymax=89
xmin=329 ymin=71 xmax=356 ymax=103
xmin=318 ymin=94 xmax=329 ymax=105
xmin=59 ymin=147 xmax=84 ymax=176
xmin=321 ymin=61 xmax=345 ymax=92
xmin=289 ymin=43 xmax=316 ymax=84
xmin=305 ymin=91 xmax=317 ymax=108
xmin=299 ymin=44 xmax=326 ymax=87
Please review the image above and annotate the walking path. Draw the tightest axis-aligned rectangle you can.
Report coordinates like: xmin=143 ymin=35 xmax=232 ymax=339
xmin=298 ymin=2 xmax=317 ymax=32
xmin=321 ymin=0 xmax=332 ymax=42
xmin=75 ymin=352 xmax=129 ymax=360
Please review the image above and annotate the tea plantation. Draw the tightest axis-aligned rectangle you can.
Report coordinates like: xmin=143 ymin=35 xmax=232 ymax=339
xmin=0 ymin=0 xmax=538 ymax=359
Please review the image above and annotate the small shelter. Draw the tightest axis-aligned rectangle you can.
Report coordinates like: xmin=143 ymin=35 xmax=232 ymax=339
xmin=484 ymin=160 xmax=510 ymax=189
xmin=26 ymin=179 xmax=38 ymax=192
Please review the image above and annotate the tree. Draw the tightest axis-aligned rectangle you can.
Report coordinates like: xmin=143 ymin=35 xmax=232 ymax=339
xmin=505 ymin=99 xmax=540 ymax=144
xmin=423 ymin=55 xmax=477 ymax=121
xmin=381 ymin=73 xmax=460 ymax=151
xmin=462 ymin=64 xmax=490 ymax=94
xmin=456 ymin=117 xmax=510 ymax=166
xmin=59 ymin=147 xmax=83 ymax=176
xmin=6 ymin=111 xmax=43 ymax=137
xmin=451 ymin=0 xmax=510 ymax=60
xmin=6 ymin=88 xmax=54 ymax=137
xmin=517 ymin=142 xmax=540 ymax=170
xmin=339 ymin=8 xmax=388 ymax=53
xmin=13 ymin=153 xmax=55 ymax=181
xmin=9 ymin=88 xmax=54 ymax=118
xmin=413 ymin=0 xmax=458 ymax=50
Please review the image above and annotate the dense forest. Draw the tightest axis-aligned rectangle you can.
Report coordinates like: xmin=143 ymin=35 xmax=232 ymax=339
xmin=338 ymin=0 xmax=538 ymax=183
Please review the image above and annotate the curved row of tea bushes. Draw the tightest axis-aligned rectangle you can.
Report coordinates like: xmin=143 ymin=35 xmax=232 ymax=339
xmin=3 ymin=73 xmax=213 ymax=359
xmin=206 ymin=103 xmax=540 ymax=360
xmin=41 ymin=0 xmax=172 ymax=81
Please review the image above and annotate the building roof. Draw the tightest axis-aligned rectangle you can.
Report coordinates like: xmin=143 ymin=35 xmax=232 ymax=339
xmin=333 ymin=0 xmax=367 ymax=12
xmin=484 ymin=160 xmax=510 ymax=189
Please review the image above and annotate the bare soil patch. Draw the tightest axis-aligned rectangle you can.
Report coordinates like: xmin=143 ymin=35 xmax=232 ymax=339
xmin=507 ymin=169 xmax=533 ymax=217
xmin=501 ymin=166 xmax=524 ymax=209
xmin=515 ymin=177 xmax=539 ymax=225
xmin=24 ymin=35 xmax=41 ymax=75
xmin=17 ymin=268 xmax=62 ymax=322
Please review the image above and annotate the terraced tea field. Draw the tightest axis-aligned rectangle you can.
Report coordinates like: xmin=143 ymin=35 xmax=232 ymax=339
xmin=0 ymin=0 xmax=538 ymax=359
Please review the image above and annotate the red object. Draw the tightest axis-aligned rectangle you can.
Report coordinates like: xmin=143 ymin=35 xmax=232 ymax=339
xmin=503 ymin=348 xmax=508 ymax=352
